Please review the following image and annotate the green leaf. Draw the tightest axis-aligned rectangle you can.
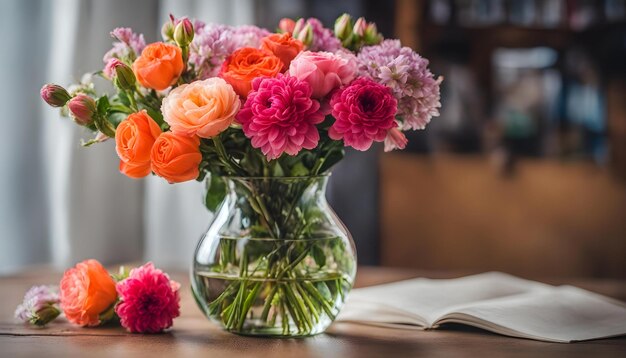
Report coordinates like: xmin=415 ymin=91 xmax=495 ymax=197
xmin=289 ymin=162 xmax=309 ymax=177
xmin=205 ymin=173 xmax=227 ymax=212
xmin=311 ymin=244 xmax=326 ymax=267
xmin=318 ymin=147 xmax=345 ymax=174
xmin=95 ymin=96 xmax=110 ymax=117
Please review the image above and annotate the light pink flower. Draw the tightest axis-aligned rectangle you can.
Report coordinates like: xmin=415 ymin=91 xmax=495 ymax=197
xmin=103 ymin=58 xmax=123 ymax=79
xmin=384 ymin=127 xmax=408 ymax=152
xmin=237 ymin=75 xmax=325 ymax=160
xmin=115 ymin=262 xmax=180 ymax=333
xmin=329 ymin=78 xmax=397 ymax=151
xmin=288 ymin=51 xmax=356 ymax=99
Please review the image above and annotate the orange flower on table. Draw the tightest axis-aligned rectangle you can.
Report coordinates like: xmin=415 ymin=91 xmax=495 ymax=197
xmin=59 ymin=259 xmax=117 ymax=327
xmin=133 ymin=42 xmax=184 ymax=91
xmin=161 ymin=78 xmax=240 ymax=138
xmin=219 ymin=47 xmax=282 ymax=97
xmin=260 ymin=32 xmax=304 ymax=71
xmin=151 ymin=132 xmax=202 ymax=183
xmin=115 ymin=110 xmax=162 ymax=178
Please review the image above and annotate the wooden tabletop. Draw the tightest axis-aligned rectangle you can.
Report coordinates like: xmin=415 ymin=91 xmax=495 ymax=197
xmin=1 ymin=266 xmax=625 ymax=357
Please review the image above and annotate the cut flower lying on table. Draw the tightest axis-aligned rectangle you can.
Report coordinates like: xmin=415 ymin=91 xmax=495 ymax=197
xmin=15 ymin=260 xmax=180 ymax=334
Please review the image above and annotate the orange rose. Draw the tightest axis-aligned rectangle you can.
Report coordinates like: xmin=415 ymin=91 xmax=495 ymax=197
xmin=219 ymin=47 xmax=282 ymax=97
xmin=133 ymin=42 xmax=184 ymax=90
xmin=59 ymin=259 xmax=117 ymax=327
xmin=151 ymin=132 xmax=202 ymax=183
xmin=115 ymin=111 xmax=162 ymax=178
xmin=260 ymin=32 xmax=304 ymax=71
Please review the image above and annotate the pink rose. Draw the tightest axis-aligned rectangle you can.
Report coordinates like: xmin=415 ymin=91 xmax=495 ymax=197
xmin=288 ymin=50 xmax=356 ymax=99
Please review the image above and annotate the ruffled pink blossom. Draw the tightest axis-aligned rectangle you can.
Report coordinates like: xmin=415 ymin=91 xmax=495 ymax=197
xmin=103 ymin=27 xmax=146 ymax=63
xmin=237 ymin=75 xmax=325 ymax=160
xmin=329 ymin=78 xmax=397 ymax=151
xmin=115 ymin=262 xmax=180 ymax=333
xmin=288 ymin=50 xmax=356 ymax=99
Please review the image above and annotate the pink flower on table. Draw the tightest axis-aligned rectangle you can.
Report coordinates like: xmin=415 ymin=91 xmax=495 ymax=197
xmin=237 ymin=75 xmax=325 ymax=160
xmin=115 ymin=262 xmax=180 ymax=333
xmin=329 ymin=78 xmax=397 ymax=151
xmin=288 ymin=50 xmax=356 ymax=99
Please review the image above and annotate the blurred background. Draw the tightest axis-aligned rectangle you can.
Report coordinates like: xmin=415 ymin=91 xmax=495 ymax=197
xmin=1 ymin=0 xmax=624 ymax=278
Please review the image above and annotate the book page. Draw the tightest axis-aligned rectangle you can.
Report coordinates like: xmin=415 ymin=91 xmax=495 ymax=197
xmin=337 ymin=272 xmax=550 ymax=327
xmin=436 ymin=285 xmax=626 ymax=342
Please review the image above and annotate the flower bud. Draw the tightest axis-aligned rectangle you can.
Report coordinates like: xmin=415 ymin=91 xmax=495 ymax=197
xmin=278 ymin=18 xmax=296 ymax=33
xmin=67 ymin=94 xmax=96 ymax=126
xmin=174 ymin=18 xmax=194 ymax=47
xmin=296 ymin=23 xmax=314 ymax=47
xmin=335 ymin=14 xmax=352 ymax=40
xmin=292 ymin=18 xmax=306 ymax=38
xmin=364 ymin=23 xmax=382 ymax=45
xmin=40 ymin=84 xmax=71 ymax=107
xmin=353 ymin=17 xmax=367 ymax=37
xmin=161 ymin=21 xmax=174 ymax=41
xmin=114 ymin=62 xmax=136 ymax=90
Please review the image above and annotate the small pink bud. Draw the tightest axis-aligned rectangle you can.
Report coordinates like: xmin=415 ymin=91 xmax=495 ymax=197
xmin=278 ymin=18 xmax=296 ymax=33
xmin=40 ymin=84 xmax=71 ymax=107
xmin=103 ymin=58 xmax=123 ymax=79
xmin=174 ymin=18 xmax=194 ymax=47
xmin=67 ymin=94 xmax=96 ymax=126
xmin=296 ymin=23 xmax=314 ymax=47
xmin=292 ymin=18 xmax=306 ymax=37
xmin=95 ymin=132 xmax=109 ymax=143
xmin=161 ymin=21 xmax=175 ymax=41
xmin=364 ymin=23 xmax=382 ymax=45
xmin=334 ymin=14 xmax=352 ymax=40
xmin=384 ymin=128 xmax=408 ymax=152
xmin=353 ymin=17 xmax=367 ymax=37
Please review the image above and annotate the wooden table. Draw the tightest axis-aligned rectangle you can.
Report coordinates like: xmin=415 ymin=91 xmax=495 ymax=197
xmin=1 ymin=266 xmax=625 ymax=357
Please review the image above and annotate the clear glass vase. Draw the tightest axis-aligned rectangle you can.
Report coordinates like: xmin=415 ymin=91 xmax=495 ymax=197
xmin=191 ymin=175 xmax=357 ymax=337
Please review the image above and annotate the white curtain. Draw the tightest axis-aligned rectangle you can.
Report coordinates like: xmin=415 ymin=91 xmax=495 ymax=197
xmin=0 ymin=0 xmax=254 ymax=274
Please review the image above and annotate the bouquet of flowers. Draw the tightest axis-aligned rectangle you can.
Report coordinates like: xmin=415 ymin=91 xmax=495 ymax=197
xmin=41 ymin=14 xmax=441 ymax=336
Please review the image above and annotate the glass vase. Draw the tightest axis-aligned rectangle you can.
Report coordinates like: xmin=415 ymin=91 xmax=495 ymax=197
xmin=191 ymin=175 xmax=357 ymax=337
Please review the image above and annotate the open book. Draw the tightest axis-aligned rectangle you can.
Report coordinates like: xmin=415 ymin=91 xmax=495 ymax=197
xmin=336 ymin=272 xmax=626 ymax=343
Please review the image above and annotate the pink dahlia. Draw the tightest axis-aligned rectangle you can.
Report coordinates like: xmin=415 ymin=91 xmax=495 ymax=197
xmin=115 ymin=262 xmax=180 ymax=333
xmin=329 ymin=78 xmax=397 ymax=151
xmin=237 ymin=75 xmax=325 ymax=160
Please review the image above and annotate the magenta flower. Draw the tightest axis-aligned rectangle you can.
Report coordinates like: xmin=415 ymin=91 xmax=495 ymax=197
xmin=115 ymin=262 xmax=180 ymax=333
xmin=329 ymin=78 xmax=397 ymax=151
xmin=237 ymin=75 xmax=325 ymax=160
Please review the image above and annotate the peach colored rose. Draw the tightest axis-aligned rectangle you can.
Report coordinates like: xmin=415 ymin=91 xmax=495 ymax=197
xmin=59 ymin=259 xmax=117 ymax=327
xmin=161 ymin=78 xmax=240 ymax=138
xmin=219 ymin=47 xmax=282 ymax=97
xmin=151 ymin=132 xmax=201 ymax=183
xmin=133 ymin=42 xmax=184 ymax=91
xmin=260 ymin=32 xmax=304 ymax=71
xmin=115 ymin=111 xmax=162 ymax=178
